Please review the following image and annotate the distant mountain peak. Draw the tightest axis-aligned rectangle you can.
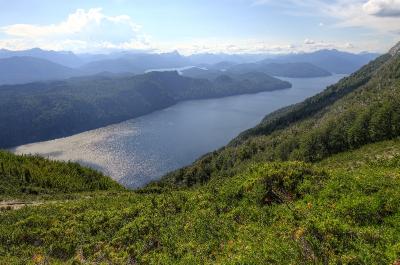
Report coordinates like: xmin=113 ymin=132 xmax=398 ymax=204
xmin=164 ymin=50 xmax=182 ymax=57
xmin=389 ymin=41 xmax=400 ymax=56
xmin=29 ymin=47 xmax=44 ymax=51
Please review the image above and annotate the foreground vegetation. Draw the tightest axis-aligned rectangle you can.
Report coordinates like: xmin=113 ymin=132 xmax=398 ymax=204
xmin=1 ymin=139 xmax=400 ymax=264
xmin=0 ymin=151 xmax=123 ymax=200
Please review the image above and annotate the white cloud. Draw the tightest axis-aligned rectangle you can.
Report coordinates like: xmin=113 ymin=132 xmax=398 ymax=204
xmin=0 ymin=4 xmax=393 ymax=54
xmin=3 ymin=8 xmax=102 ymax=38
xmin=304 ymin=38 xmax=316 ymax=44
xmin=0 ymin=8 xmax=147 ymax=52
xmin=324 ymin=1 xmax=400 ymax=36
xmin=363 ymin=0 xmax=400 ymax=17
xmin=252 ymin=0 xmax=400 ymax=36
xmin=1 ymin=8 xmax=142 ymax=38
xmin=152 ymin=37 xmax=361 ymax=55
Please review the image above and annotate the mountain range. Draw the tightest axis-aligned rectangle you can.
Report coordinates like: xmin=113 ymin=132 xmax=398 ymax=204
xmin=0 ymin=57 xmax=80 ymax=85
xmin=261 ymin=49 xmax=379 ymax=74
xmin=0 ymin=48 xmax=379 ymax=85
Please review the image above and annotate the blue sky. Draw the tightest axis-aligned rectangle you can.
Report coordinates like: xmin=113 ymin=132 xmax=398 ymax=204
xmin=0 ymin=0 xmax=399 ymax=54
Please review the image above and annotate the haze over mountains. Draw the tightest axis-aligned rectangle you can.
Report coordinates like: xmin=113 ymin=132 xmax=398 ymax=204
xmin=0 ymin=57 xmax=80 ymax=85
xmin=0 ymin=48 xmax=83 ymax=67
xmin=0 ymin=48 xmax=378 ymax=85
xmin=260 ymin=49 xmax=379 ymax=74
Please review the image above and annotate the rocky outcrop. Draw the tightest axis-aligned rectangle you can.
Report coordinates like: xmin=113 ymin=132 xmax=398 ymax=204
xmin=389 ymin=41 xmax=400 ymax=56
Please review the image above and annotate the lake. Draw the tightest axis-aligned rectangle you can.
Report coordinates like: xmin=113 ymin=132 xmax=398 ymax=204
xmin=12 ymin=74 xmax=346 ymax=188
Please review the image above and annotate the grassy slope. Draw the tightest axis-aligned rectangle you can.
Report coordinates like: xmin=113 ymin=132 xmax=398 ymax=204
xmin=0 ymin=151 xmax=124 ymax=200
xmin=1 ymin=139 xmax=400 ymax=264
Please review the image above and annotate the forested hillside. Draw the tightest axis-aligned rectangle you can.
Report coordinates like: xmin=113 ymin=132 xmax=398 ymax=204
xmin=0 ymin=71 xmax=290 ymax=148
xmin=162 ymin=43 xmax=399 ymax=187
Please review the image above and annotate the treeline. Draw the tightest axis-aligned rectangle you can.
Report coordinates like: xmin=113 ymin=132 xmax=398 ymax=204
xmin=298 ymin=100 xmax=400 ymax=161
xmin=0 ymin=71 xmax=290 ymax=148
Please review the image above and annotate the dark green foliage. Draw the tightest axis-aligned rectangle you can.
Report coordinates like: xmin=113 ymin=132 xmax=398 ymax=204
xmin=0 ymin=71 xmax=290 ymax=148
xmin=0 ymin=151 xmax=123 ymax=197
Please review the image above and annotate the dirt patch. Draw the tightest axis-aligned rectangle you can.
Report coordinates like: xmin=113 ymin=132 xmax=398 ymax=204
xmin=0 ymin=200 xmax=43 ymax=210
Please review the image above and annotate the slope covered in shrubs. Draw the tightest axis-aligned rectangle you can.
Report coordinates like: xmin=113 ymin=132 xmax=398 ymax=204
xmin=1 ymin=140 xmax=400 ymax=264
xmin=0 ymin=151 xmax=123 ymax=198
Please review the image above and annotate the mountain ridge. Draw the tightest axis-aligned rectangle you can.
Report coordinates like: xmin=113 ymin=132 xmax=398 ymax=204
xmin=0 ymin=56 xmax=81 ymax=85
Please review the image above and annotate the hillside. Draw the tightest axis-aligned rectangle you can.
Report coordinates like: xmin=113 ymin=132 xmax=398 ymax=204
xmin=0 ymin=71 xmax=290 ymax=148
xmin=0 ymin=56 xmax=81 ymax=85
xmin=0 ymin=151 xmax=123 ymax=199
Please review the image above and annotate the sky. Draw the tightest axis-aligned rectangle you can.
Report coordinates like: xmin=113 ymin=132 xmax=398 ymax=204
xmin=0 ymin=0 xmax=399 ymax=54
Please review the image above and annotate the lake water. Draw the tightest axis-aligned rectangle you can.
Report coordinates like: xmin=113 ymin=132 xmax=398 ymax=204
xmin=12 ymin=74 xmax=346 ymax=188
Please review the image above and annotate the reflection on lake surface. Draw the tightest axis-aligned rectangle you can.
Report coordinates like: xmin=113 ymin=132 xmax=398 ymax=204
xmin=12 ymin=74 xmax=346 ymax=188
